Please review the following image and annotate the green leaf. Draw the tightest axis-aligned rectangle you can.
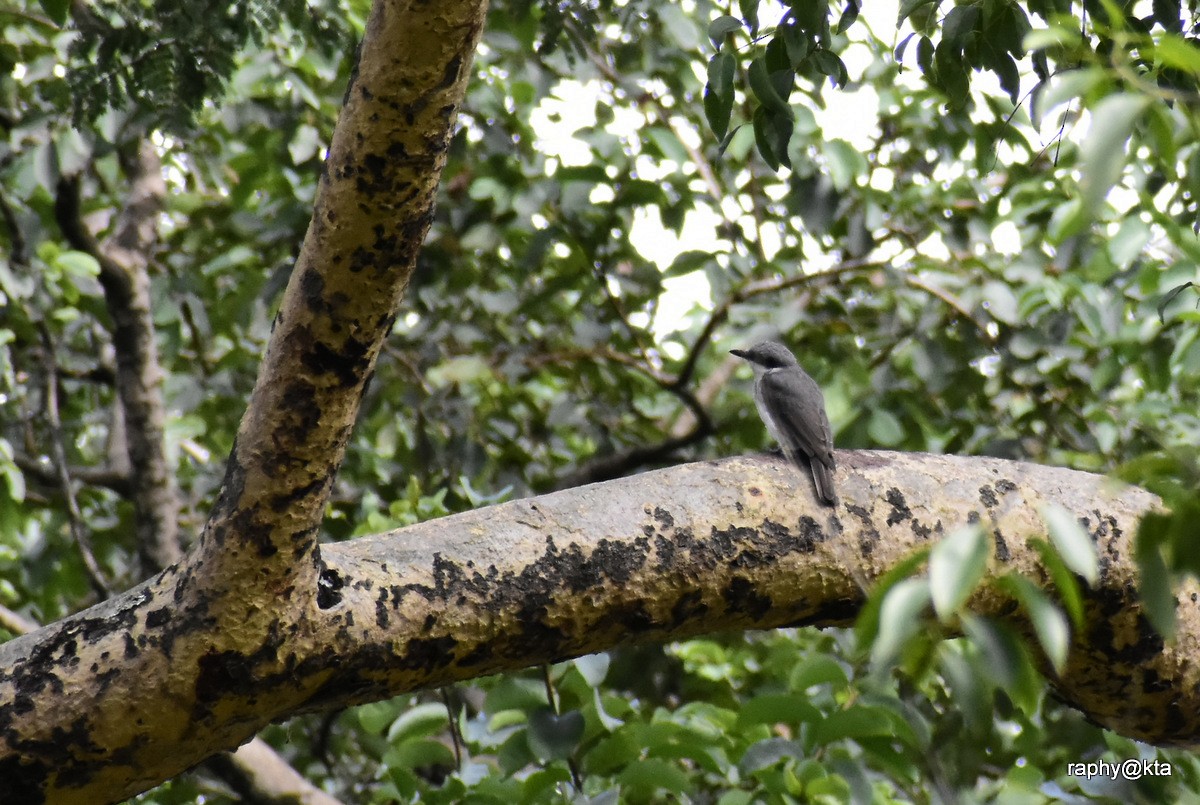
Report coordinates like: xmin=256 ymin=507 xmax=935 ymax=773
xmin=574 ymin=652 xmax=610 ymax=686
xmin=705 ymin=52 xmax=737 ymax=139
xmin=836 ymin=2 xmax=860 ymax=34
xmin=752 ymin=107 xmax=793 ymax=171
xmin=737 ymin=693 xmax=822 ymax=727
xmin=822 ymin=139 xmax=866 ymax=190
xmin=1078 ymin=93 xmax=1150 ymax=217
xmin=960 ymin=615 xmax=1041 ymax=713
xmin=383 ymin=738 xmax=456 ymax=770
xmin=855 ymin=549 xmax=930 ymax=647
xmin=870 ymin=578 xmax=931 ymax=667
xmin=748 ymin=57 xmax=790 ymax=114
xmin=867 ymin=409 xmax=904 ymax=446
xmin=998 ymin=573 xmax=1070 ymax=673
xmin=812 ymin=704 xmax=895 ymax=744
xmin=929 ymin=525 xmax=988 ymax=620
xmin=1135 ymin=512 xmax=1178 ymax=639
xmin=898 ymin=0 xmax=938 ymax=25
xmin=38 ymin=0 xmax=70 ymax=24
xmin=54 ymin=251 xmax=101 ymax=278
xmin=617 ymin=757 xmax=690 ymax=793
xmin=527 ymin=707 xmax=585 ymax=762
xmin=708 ymin=15 xmax=744 ymax=44
xmin=810 ymin=49 xmax=848 ymax=87
xmin=1154 ymin=33 xmax=1200 ymax=75
xmin=789 ymin=655 xmax=849 ymax=692
xmin=941 ymin=4 xmax=980 ymax=50
xmin=358 ymin=700 xmax=400 ymax=734
xmin=739 ymin=0 xmax=760 ymax=36
xmin=1029 ymin=537 xmax=1086 ymax=631
xmin=1040 ymin=503 xmax=1099 ymax=586
xmin=386 ymin=702 xmax=449 ymax=742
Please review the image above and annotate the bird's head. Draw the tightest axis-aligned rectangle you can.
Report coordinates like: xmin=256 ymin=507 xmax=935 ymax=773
xmin=730 ymin=341 xmax=799 ymax=370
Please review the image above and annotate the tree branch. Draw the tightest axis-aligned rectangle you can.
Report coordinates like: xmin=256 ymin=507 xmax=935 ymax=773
xmin=202 ymin=740 xmax=345 ymax=805
xmin=37 ymin=323 xmax=110 ymax=597
xmin=53 ymin=142 xmax=181 ymax=576
xmin=0 ymin=451 xmax=1189 ymax=804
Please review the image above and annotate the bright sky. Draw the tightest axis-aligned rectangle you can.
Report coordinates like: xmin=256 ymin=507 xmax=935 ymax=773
xmin=526 ymin=1 xmax=1065 ymax=346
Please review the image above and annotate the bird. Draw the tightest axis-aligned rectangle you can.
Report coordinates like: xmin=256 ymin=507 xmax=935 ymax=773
xmin=730 ymin=341 xmax=837 ymax=506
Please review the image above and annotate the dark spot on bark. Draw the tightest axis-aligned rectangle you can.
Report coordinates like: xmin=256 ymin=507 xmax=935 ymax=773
xmin=208 ymin=447 xmax=247 ymax=536
xmin=124 ymin=633 xmax=138 ymax=659
xmin=422 ymin=614 xmax=437 ymax=632
xmin=844 ymin=504 xmax=880 ymax=556
xmin=195 ymin=650 xmax=256 ymax=707
xmin=302 ymin=337 xmax=370 ymax=388
xmin=967 ymin=511 xmax=981 ymax=525
xmin=440 ymin=55 xmax=463 ymax=89
xmin=1142 ymin=668 xmax=1171 ymax=694
xmin=279 ymin=379 xmax=321 ymax=443
xmin=642 ymin=524 xmax=655 ymax=537
xmin=749 ymin=486 xmax=762 ymax=497
xmin=807 ymin=595 xmax=864 ymax=624
xmin=299 ymin=265 xmax=324 ymax=309
xmin=227 ymin=506 xmax=276 ymax=560
xmin=510 ymin=618 xmax=567 ymax=658
xmin=145 ymin=608 xmax=170 ymax=629
xmin=403 ymin=638 xmax=458 ymax=671
xmin=980 ymin=485 xmax=998 ymax=508
xmin=885 ymin=488 xmax=910 ymax=526
xmin=652 ymin=507 xmax=674 ymax=529
xmin=911 ymin=518 xmax=934 ymax=539
xmin=590 ymin=538 xmax=648 ymax=585
xmin=993 ymin=530 xmax=1011 ymax=562
xmin=670 ymin=590 xmax=708 ymax=625
xmin=795 ymin=516 xmax=823 ymax=553
xmin=654 ymin=534 xmax=677 ymax=572
xmin=605 ymin=602 xmax=657 ymax=634
xmin=317 ymin=565 xmax=344 ymax=610
xmin=459 ymin=642 xmax=494 ymax=667
xmin=724 ymin=575 xmax=772 ymax=620
xmin=0 ymin=757 xmax=50 ymax=804
xmin=996 ymin=479 xmax=1016 ymax=494
xmin=375 ymin=589 xmax=390 ymax=629
xmin=363 ymin=151 xmax=386 ymax=179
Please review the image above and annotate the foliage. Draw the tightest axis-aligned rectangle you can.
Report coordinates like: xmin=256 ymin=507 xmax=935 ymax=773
xmin=3 ymin=0 xmax=1200 ymax=801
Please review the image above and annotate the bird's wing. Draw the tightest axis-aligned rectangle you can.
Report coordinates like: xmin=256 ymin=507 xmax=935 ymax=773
xmin=759 ymin=369 xmax=835 ymax=471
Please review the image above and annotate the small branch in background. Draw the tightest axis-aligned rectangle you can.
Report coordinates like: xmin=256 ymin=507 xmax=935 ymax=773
xmin=902 ymin=273 xmax=997 ymax=343
xmin=0 ymin=187 xmax=29 ymax=266
xmin=202 ymin=739 xmax=346 ymax=805
xmin=440 ymin=688 xmax=463 ymax=768
xmin=12 ymin=453 xmax=132 ymax=496
xmin=540 ymin=665 xmax=583 ymax=792
xmin=38 ymin=323 xmax=110 ymax=599
xmin=0 ymin=605 xmax=39 ymax=637
xmin=54 ymin=147 xmax=182 ymax=576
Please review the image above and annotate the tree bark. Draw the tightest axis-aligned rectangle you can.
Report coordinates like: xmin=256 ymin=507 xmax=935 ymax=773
xmin=0 ymin=450 xmax=1193 ymax=804
xmin=0 ymin=0 xmax=489 ymax=800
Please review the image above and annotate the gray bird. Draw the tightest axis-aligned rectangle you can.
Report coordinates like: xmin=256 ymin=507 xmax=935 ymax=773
xmin=731 ymin=341 xmax=837 ymax=506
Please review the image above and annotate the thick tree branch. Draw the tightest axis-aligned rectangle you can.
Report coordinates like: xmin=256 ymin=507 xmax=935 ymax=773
xmin=0 ymin=451 xmax=1190 ymax=804
xmin=0 ymin=1 xmax=489 ymax=802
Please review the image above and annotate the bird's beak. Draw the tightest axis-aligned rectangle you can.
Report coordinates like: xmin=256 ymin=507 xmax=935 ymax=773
xmin=730 ymin=349 xmax=748 ymax=359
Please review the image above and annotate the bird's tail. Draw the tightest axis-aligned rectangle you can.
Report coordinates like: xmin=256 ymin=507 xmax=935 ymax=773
xmin=809 ymin=460 xmax=837 ymax=507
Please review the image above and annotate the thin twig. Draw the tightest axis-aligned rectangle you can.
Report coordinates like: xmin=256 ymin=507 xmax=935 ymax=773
xmin=0 ymin=604 xmax=38 ymax=636
xmin=540 ymin=664 xmax=583 ymax=791
xmin=440 ymin=688 xmax=463 ymax=768
xmin=37 ymin=322 xmax=110 ymax=598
